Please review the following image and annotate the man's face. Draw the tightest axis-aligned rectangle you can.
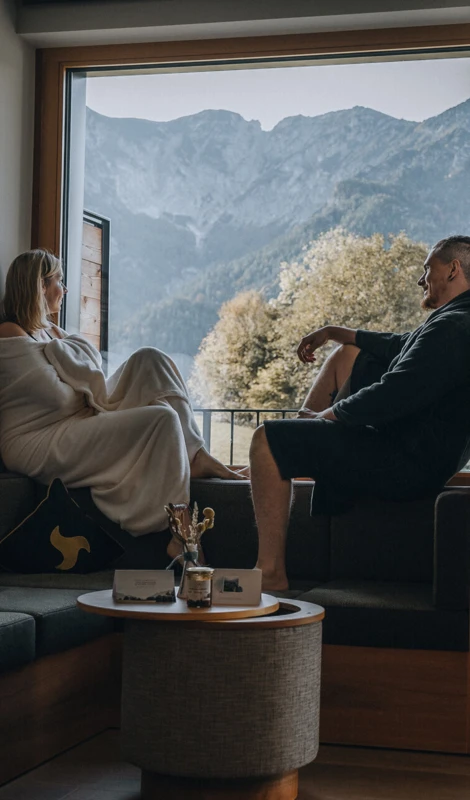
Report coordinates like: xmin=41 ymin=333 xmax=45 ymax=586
xmin=417 ymin=253 xmax=452 ymax=310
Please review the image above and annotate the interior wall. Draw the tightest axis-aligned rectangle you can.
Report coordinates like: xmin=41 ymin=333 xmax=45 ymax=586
xmin=18 ymin=0 xmax=470 ymax=47
xmin=0 ymin=0 xmax=34 ymax=290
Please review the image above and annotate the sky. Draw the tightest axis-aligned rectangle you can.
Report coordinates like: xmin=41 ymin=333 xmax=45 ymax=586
xmin=86 ymin=55 xmax=470 ymax=130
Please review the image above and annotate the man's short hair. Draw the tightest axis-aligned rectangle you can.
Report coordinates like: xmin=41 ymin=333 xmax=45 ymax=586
xmin=432 ymin=235 xmax=470 ymax=282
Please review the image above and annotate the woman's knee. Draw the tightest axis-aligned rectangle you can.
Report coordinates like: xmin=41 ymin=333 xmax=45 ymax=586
xmin=130 ymin=403 xmax=181 ymax=438
xmin=131 ymin=346 xmax=167 ymax=365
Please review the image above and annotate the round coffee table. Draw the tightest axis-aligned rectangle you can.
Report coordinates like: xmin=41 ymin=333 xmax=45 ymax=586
xmin=77 ymin=590 xmax=324 ymax=800
xmin=77 ymin=591 xmax=280 ymax=621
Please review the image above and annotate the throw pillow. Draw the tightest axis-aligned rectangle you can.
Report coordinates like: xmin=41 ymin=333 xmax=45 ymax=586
xmin=0 ymin=478 xmax=124 ymax=573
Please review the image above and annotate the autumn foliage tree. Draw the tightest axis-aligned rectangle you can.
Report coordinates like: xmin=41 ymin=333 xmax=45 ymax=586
xmin=189 ymin=291 xmax=278 ymax=407
xmin=190 ymin=229 xmax=428 ymax=409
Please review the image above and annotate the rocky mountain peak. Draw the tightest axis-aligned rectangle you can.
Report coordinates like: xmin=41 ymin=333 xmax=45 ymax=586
xmin=84 ymin=99 xmax=470 ymax=355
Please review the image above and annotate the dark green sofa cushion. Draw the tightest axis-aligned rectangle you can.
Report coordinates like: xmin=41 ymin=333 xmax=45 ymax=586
xmin=0 ymin=472 xmax=37 ymax=542
xmin=190 ymin=479 xmax=330 ymax=581
xmin=0 ymin=572 xmax=114 ymax=590
xmin=0 ymin=588 xmax=114 ymax=657
xmin=298 ymin=581 xmax=469 ymax=651
xmin=65 ymin=486 xmax=172 ymax=569
xmin=0 ymin=612 xmax=35 ymax=673
xmin=0 ymin=479 xmax=124 ymax=574
xmin=434 ymin=490 xmax=470 ymax=610
xmin=329 ymin=495 xmax=436 ymax=583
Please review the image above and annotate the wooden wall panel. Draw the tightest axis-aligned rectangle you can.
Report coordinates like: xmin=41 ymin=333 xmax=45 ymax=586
xmin=81 ymin=271 xmax=101 ymax=300
xmin=0 ymin=634 xmax=122 ymax=785
xmin=82 ymin=222 xmax=102 ymax=264
xmin=320 ymin=644 xmax=469 ymax=754
xmin=80 ymin=220 xmax=102 ymax=345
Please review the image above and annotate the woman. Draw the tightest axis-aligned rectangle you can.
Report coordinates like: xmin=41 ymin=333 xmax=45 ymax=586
xmin=0 ymin=250 xmax=242 ymax=553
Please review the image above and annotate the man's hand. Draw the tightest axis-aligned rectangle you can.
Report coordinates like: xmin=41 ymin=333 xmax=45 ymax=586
xmin=298 ymin=407 xmax=338 ymax=421
xmin=297 ymin=325 xmax=357 ymax=363
xmin=297 ymin=327 xmax=329 ymax=363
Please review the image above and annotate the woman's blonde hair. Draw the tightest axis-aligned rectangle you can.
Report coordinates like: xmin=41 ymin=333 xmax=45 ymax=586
xmin=3 ymin=250 xmax=62 ymax=332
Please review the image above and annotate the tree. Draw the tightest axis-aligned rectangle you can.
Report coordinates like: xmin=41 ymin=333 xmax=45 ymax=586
xmin=191 ymin=229 xmax=428 ymax=409
xmin=189 ymin=291 xmax=278 ymax=407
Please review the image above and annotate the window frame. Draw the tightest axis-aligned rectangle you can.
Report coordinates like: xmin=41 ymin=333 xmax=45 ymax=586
xmin=32 ymin=24 xmax=470 ymax=483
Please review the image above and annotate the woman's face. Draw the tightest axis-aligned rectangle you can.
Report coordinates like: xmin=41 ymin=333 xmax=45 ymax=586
xmin=43 ymin=271 xmax=67 ymax=315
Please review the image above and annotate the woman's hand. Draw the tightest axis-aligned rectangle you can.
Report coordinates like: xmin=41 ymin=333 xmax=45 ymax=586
xmin=297 ymin=327 xmax=330 ymax=363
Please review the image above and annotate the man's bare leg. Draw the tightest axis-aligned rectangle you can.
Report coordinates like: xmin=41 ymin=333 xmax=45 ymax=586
xmin=250 ymin=424 xmax=291 ymax=591
xmin=251 ymin=345 xmax=361 ymax=589
xmin=301 ymin=344 xmax=360 ymax=413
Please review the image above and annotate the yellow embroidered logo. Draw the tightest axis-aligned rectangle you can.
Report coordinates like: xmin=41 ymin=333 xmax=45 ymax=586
xmin=50 ymin=525 xmax=91 ymax=571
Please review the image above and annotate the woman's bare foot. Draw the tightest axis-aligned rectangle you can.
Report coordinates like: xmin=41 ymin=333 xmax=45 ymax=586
xmin=190 ymin=447 xmax=245 ymax=480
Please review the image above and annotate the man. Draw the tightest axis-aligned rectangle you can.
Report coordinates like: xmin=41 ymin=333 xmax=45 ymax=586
xmin=249 ymin=235 xmax=470 ymax=591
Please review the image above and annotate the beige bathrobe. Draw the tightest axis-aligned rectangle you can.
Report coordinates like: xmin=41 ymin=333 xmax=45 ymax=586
xmin=0 ymin=335 xmax=204 ymax=534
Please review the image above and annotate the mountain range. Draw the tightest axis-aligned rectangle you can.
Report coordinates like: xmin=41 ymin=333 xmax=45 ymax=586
xmin=84 ymin=99 xmax=470 ymax=354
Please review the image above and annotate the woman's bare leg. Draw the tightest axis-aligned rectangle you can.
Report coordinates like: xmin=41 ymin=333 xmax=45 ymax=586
xmin=164 ymin=397 xmax=244 ymax=480
xmin=190 ymin=446 xmax=245 ymax=480
xmin=301 ymin=344 xmax=360 ymax=413
xmin=250 ymin=424 xmax=291 ymax=591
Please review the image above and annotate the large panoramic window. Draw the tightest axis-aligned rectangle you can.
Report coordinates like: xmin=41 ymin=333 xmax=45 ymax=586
xmin=63 ymin=53 xmax=470 ymax=464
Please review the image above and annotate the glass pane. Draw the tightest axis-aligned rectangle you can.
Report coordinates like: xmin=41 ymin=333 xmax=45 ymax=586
xmin=66 ymin=54 xmax=470 ymax=466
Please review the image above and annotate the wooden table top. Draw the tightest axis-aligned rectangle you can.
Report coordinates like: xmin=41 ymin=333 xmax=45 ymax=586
xmin=77 ymin=589 xmax=280 ymax=621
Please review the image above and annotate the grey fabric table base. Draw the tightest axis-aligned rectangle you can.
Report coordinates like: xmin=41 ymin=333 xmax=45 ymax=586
xmin=119 ymin=600 xmax=323 ymax=800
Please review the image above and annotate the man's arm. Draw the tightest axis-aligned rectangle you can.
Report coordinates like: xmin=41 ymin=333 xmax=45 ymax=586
xmin=297 ymin=325 xmax=356 ymax=362
xmin=298 ymin=325 xmax=410 ymax=365
xmin=333 ymin=316 xmax=468 ymax=427
xmin=355 ymin=329 xmax=411 ymax=365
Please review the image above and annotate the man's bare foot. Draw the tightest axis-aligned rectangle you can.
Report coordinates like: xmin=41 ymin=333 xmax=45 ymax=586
xmin=190 ymin=447 xmax=245 ymax=480
xmin=167 ymin=535 xmax=183 ymax=561
xmin=167 ymin=537 xmax=206 ymax=564
xmin=297 ymin=407 xmax=318 ymax=418
xmin=257 ymin=563 xmax=289 ymax=593
xmin=166 ymin=507 xmax=206 ymax=564
xmin=166 ymin=506 xmax=190 ymax=561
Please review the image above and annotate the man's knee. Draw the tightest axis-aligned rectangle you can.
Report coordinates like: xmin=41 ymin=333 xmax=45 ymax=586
xmin=332 ymin=343 xmax=360 ymax=364
xmin=332 ymin=344 xmax=361 ymax=387
xmin=250 ymin=424 xmax=268 ymax=459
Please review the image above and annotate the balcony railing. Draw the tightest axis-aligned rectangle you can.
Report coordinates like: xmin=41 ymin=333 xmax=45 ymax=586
xmin=193 ymin=408 xmax=298 ymax=465
xmin=193 ymin=406 xmax=470 ymax=476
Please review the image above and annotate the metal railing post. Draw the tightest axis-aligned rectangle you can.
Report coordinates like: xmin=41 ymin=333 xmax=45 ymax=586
xmin=230 ymin=411 xmax=235 ymax=465
xmin=202 ymin=410 xmax=212 ymax=452
xmin=194 ymin=408 xmax=297 ymax=459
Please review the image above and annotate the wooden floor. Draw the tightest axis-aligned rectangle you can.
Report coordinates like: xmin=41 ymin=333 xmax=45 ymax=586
xmin=1 ymin=730 xmax=470 ymax=799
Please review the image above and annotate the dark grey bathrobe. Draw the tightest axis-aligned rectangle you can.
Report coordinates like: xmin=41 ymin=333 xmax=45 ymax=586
xmin=264 ymin=289 xmax=470 ymax=514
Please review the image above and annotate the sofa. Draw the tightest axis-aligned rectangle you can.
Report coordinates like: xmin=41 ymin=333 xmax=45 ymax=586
xmin=1 ymin=468 xmax=470 ymax=784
